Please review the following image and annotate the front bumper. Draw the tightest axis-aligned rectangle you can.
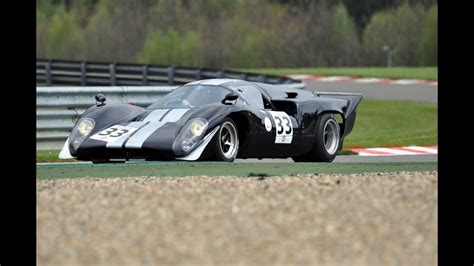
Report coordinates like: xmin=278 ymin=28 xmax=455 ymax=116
xmin=62 ymin=126 xmax=220 ymax=162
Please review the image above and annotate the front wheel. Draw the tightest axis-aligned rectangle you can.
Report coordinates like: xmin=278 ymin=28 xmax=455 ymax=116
xmin=293 ymin=113 xmax=340 ymax=162
xmin=214 ymin=118 xmax=239 ymax=162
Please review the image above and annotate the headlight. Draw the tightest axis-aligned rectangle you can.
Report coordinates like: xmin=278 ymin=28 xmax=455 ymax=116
xmin=189 ymin=119 xmax=206 ymax=137
xmin=69 ymin=118 xmax=96 ymax=152
xmin=173 ymin=118 xmax=208 ymax=155
xmin=77 ymin=118 xmax=95 ymax=136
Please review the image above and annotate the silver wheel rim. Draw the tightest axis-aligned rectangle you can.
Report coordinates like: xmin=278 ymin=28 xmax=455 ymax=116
xmin=219 ymin=121 xmax=239 ymax=159
xmin=323 ymin=119 xmax=340 ymax=155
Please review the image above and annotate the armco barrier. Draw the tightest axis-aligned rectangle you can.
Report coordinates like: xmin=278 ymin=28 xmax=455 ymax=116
xmin=37 ymin=86 xmax=177 ymax=150
xmin=37 ymin=59 xmax=302 ymax=86
xmin=37 ymin=83 xmax=305 ymax=150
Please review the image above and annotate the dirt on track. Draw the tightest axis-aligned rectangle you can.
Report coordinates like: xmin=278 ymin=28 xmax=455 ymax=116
xmin=37 ymin=171 xmax=437 ymax=265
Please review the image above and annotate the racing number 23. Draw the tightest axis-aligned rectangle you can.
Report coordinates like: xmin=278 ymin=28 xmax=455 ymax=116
xmin=274 ymin=116 xmax=292 ymax=134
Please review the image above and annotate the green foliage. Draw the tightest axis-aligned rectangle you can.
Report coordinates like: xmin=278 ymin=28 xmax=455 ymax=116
xmin=327 ymin=4 xmax=359 ymax=66
xmin=362 ymin=4 xmax=429 ymax=66
xmin=137 ymin=29 xmax=203 ymax=66
xmin=37 ymin=0 xmax=60 ymax=21
xmin=342 ymin=0 xmax=402 ymax=32
xmin=342 ymin=0 xmax=436 ymax=31
xmin=37 ymin=7 xmax=85 ymax=59
xmin=81 ymin=0 xmax=151 ymax=62
xmin=36 ymin=0 xmax=438 ymax=67
xmin=418 ymin=4 xmax=437 ymax=66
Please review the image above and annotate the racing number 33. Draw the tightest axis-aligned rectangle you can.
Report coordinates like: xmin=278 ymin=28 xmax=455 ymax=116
xmin=90 ymin=125 xmax=138 ymax=142
xmin=269 ymin=111 xmax=293 ymax=144
xmin=98 ymin=127 xmax=129 ymax=138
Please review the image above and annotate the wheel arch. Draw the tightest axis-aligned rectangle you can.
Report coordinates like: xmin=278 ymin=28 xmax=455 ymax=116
xmin=226 ymin=111 xmax=250 ymax=145
xmin=317 ymin=110 xmax=345 ymax=138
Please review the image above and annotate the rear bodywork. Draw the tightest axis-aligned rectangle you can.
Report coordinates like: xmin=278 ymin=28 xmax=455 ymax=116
xmin=60 ymin=79 xmax=362 ymax=162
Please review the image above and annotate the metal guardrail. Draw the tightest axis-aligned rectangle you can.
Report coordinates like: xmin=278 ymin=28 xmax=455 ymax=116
xmin=37 ymin=59 xmax=302 ymax=86
xmin=37 ymin=86 xmax=177 ymax=150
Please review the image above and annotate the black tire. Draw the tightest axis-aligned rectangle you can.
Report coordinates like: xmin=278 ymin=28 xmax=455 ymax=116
xmin=293 ymin=113 xmax=340 ymax=162
xmin=214 ymin=118 xmax=239 ymax=162
xmin=338 ymin=138 xmax=344 ymax=152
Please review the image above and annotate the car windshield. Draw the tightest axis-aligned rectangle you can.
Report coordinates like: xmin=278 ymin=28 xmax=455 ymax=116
xmin=148 ymin=85 xmax=231 ymax=109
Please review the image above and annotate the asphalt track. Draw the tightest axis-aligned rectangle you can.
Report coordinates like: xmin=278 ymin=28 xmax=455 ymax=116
xmin=304 ymin=80 xmax=437 ymax=103
xmin=37 ymin=154 xmax=437 ymax=166
xmin=240 ymin=154 xmax=437 ymax=163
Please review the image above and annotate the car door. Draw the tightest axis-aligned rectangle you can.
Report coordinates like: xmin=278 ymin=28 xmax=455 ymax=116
xmin=261 ymin=98 xmax=305 ymax=158
xmin=234 ymin=85 xmax=299 ymax=158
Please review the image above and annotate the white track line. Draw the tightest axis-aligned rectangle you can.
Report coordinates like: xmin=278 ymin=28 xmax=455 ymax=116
xmin=403 ymin=146 xmax=438 ymax=154
xmin=366 ymin=148 xmax=421 ymax=155
xmin=353 ymin=78 xmax=384 ymax=83
xmin=315 ymin=76 xmax=353 ymax=82
xmin=391 ymin=79 xmax=425 ymax=85
xmin=350 ymin=146 xmax=438 ymax=156
xmin=288 ymin=74 xmax=437 ymax=86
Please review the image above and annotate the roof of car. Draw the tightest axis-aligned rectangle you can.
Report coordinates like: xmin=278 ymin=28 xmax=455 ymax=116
xmin=187 ymin=79 xmax=248 ymax=87
xmin=186 ymin=79 xmax=314 ymax=100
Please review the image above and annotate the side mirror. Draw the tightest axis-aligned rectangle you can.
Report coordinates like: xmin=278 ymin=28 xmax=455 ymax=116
xmin=221 ymin=92 xmax=239 ymax=105
xmin=95 ymin=94 xmax=106 ymax=107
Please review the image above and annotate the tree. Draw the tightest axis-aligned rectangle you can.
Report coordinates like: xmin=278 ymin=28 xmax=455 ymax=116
xmin=81 ymin=0 xmax=151 ymax=62
xmin=362 ymin=4 xmax=427 ymax=66
xmin=37 ymin=7 xmax=84 ymax=59
xmin=326 ymin=4 xmax=360 ymax=66
xmin=342 ymin=0 xmax=436 ymax=34
xmin=418 ymin=4 xmax=437 ymax=66
xmin=137 ymin=29 xmax=203 ymax=66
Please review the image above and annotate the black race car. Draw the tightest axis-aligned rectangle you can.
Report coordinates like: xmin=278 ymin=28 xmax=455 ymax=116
xmin=59 ymin=79 xmax=362 ymax=163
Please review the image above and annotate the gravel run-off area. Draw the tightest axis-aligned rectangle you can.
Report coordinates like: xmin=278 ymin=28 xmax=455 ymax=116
xmin=37 ymin=171 xmax=437 ymax=265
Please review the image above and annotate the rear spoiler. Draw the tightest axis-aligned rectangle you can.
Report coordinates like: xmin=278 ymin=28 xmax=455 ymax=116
xmin=313 ymin=91 xmax=363 ymax=118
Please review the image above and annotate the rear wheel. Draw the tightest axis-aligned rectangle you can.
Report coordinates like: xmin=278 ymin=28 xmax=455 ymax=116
xmin=293 ymin=113 xmax=340 ymax=162
xmin=214 ymin=118 xmax=239 ymax=162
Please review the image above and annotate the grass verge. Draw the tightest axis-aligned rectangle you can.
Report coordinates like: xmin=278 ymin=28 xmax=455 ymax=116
xmin=242 ymin=67 xmax=437 ymax=81
xmin=344 ymin=99 xmax=437 ymax=148
xmin=37 ymin=161 xmax=437 ymax=179
xmin=36 ymin=150 xmax=77 ymax=163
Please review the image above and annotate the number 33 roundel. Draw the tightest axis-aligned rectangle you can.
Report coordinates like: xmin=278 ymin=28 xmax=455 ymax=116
xmin=269 ymin=111 xmax=293 ymax=144
xmin=90 ymin=125 xmax=138 ymax=142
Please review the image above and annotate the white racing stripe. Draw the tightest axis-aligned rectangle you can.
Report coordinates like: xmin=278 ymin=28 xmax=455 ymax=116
xmin=160 ymin=109 xmax=189 ymax=123
xmin=106 ymin=121 xmax=147 ymax=148
xmin=143 ymin=109 xmax=170 ymax=122
xmin=125 ymin=108 xmax=189 ymax=149
xmin=124 ymin=122 xmax=166 ymax=148
xmin=106 ymin=109 xmax=170 ymax=148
